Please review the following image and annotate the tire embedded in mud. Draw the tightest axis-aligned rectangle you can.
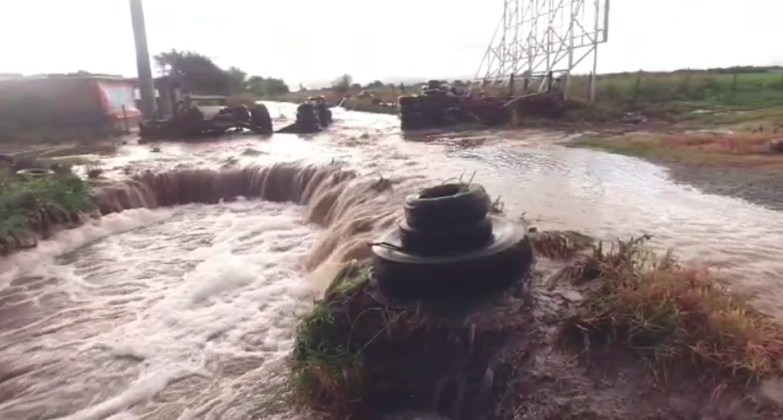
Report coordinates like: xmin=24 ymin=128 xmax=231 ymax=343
xmin=371 ymin=182 xmax=531 ymax=301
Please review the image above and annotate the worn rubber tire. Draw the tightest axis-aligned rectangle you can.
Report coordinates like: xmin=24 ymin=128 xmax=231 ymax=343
xmin=297 ymin=103 xmax=316 ymax=113
xmin=249 ymin=104 xmax=273 ymax=131
xmin=403 ymin=183 xmax=491 ymax=229
xmin=296 ymin=113 xmax=320 ymax=126
xmin=372 ymin=236 xmax=533 ymax=300
xmin=296 ymin=121 xmax=322 ymax=133
xmin=398 ymin=217 xmax=494 ymax=256
xmin=16 ymin=168 xmax=54 ymax=177
xmin=398 ymin=95 xmax=419 ymax=107
xmin=316 ymin=104 xmax=333 ymax=126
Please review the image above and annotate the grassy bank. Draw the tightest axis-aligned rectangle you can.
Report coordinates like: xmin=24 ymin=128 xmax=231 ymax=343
xmin=558 ymin=235 xmax=783 ymax=384
xmin=571 ymin=129 xmax=783 ymax=168
xmin=0 ymin=168 xmax=94 ymax=253
xmin=288 ymin=231 xmax=783 ymax=419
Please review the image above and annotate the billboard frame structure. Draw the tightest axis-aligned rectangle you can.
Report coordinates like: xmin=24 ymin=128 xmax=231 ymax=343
xmin=475 ymin=0 xmax=610 ymax=100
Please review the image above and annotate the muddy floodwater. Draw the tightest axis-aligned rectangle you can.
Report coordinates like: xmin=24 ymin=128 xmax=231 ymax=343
xmin=1 ymin=104 xmax=783 ymax=419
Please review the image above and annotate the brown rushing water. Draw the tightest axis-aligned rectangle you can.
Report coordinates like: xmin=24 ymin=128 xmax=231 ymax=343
xmin=0 ymin=104 xmax=782 ymax=420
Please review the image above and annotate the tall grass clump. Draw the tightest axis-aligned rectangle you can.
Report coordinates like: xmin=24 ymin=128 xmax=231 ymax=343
xmin=288 ymin=263 xmax=371 ymax=415
xmin=561 ymin=236 xmax=783 ymax=385
xmin=0 ymin=172 xmax=94 ymax=247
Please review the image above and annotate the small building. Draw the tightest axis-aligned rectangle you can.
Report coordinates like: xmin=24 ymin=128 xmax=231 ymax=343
xmin=0 ymin=74 xmax=143 ymax=140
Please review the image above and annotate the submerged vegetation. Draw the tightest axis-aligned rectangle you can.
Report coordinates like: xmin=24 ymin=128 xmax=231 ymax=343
xmin=0 ymin=167 xmax=93 ymax=252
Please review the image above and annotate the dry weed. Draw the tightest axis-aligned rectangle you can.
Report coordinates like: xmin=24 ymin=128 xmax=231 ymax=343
xmin=561 ymin=235 xmax=783 ymax=385
xmin=528 ymin=229 xmax=595 ymax=260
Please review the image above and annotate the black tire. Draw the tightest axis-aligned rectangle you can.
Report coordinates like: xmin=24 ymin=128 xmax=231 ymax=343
xmin=398 ymin=217 xmax=494 ymax=256
xmin=297 ymin=103 xmax=316 ymax=113
xmin=249 ymin=104 xmax=273 ymax=131
xmin=400 ymin=114 xmax=425 ymax=130
xmin=398 ymin=95 xmax=419 ymax=107
xmin=316 ymin=103 xmax=332 ymax=126
xmin=426 ymin=80 xmax=444 ymax=90
xmin=296 ymin=112 xmax=320 ymax=122
xmin=404 ymin=183 xmax=491 ymax=229
xmin=296 ymin=121 xmax=322 ymax=133
xmin=16 ymin=168 xmax=54 ymax=177
xmin=372 ymin=236 xmax=533 ymax=300
xmin=399 ymin=105 xmax=422 ymax=116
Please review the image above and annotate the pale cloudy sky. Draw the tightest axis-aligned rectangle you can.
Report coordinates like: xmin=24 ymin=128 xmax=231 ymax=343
xmin=0 ymin=0 xmax=780 ymax=87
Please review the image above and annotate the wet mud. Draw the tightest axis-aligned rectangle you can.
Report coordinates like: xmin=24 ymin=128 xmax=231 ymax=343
xmin=667 ymin=164 xmax=783 ymax=211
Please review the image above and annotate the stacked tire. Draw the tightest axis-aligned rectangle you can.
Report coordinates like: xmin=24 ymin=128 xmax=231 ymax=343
xmin=420 ymin=89 xmax=449 ymax=127
xmin=398 ymin=80 xmax=464 ymax=131
xmin=398 ymin=95 xmax=424 ymax=130
xmin=371 ymin=183 xmax=532 ymax=300
xmin=399 ymin=184 xmax=494 ymax=256
xmin=316 ymin=102 xmax=333 ymax=127
xmin=295 ymin=102 xmax=322 ymax=133
xmin=249 ymin=103 xmax=273 ymax=132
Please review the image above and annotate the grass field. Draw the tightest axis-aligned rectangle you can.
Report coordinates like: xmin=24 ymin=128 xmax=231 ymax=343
xmin=276 ymin=68 xmax=783 ymax=113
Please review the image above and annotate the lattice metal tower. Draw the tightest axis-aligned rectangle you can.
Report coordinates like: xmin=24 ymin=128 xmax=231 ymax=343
xmin=475 ymin=0 xmax=610 ymax=100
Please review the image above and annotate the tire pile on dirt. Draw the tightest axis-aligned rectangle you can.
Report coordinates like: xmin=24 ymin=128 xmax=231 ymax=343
xmin=398 ymin=80 xmax=453 ymax=130
xmin=371 ymin=182 xmax=532 ymax=300
xmin=398 ymin=80 xmax=507 ymax=131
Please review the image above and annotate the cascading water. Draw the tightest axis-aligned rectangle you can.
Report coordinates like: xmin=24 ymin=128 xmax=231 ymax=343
xmin=1 ymin=105 xmax=783 ymax=419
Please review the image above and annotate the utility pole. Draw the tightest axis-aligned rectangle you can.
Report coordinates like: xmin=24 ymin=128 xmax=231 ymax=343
xmin=129 ymin=0 xmax=157 ymax=119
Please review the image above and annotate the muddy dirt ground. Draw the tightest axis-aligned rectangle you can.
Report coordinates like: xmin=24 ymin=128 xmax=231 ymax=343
xmin=667 ymin=164 xmax=783 ymax=212
xmin=501 ymin=269 xmax=783 ymax=420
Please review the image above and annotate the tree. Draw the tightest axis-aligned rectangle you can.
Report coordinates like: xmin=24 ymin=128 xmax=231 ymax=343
xmin=247 ymin=76 xmax=290 ymax=97
xmin=153 ymin=49 xmax=290 ymax=97
xmin=154 ymin=49 xmax=231 ymax=94
xmin=227 ymin=66 xmax=248 ymax=94
xmin=331 ymin=74 xmax=353 ymax=93
xmin=366 ymin=80 xmax=384 ymax=88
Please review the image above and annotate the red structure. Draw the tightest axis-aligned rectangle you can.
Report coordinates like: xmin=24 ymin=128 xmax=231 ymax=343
xmin=0 ymin=75 xmax=142 ymax=137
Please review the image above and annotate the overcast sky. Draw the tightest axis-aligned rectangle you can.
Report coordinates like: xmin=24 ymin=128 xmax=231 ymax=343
xmin=0 ymin=0 xmax=779 ymax=87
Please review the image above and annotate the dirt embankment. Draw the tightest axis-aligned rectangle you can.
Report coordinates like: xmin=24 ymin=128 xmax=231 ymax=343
xmin=289 ymin=231 xmax=783 ymax=420
xmin=570 ymin=129 xmax=783 ymax=210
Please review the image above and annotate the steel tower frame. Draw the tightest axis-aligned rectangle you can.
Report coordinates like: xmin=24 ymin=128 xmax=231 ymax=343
xmin=475 ymin=0 xmax=610 ymax=100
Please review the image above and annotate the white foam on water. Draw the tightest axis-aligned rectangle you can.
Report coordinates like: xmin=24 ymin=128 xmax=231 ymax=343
xmin=0 ymin=209 xmax=173 ymax=287
xmin=0 ymin=199 xmax=319 ymax=420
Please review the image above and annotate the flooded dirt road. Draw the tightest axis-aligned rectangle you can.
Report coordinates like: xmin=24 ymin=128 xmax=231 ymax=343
xmin=1 ymin=105 xmax=782 ymax=419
